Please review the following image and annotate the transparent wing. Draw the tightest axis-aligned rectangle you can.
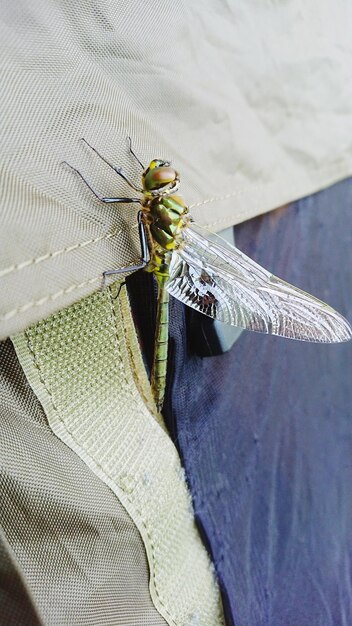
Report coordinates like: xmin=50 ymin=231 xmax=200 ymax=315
xmin=166 ymin=223 xmax=352 ymax=343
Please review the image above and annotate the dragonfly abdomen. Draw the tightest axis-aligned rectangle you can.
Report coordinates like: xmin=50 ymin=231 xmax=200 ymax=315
xmin=151 ymin=273 xmax=170 ymax=411
xmin=146 ymin=195 xmax=188 ymax=410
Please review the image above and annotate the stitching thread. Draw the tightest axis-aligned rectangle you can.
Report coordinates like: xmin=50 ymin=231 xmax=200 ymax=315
xmin=2 ymin=157 xmax=352 ymax=281
xmin=105 ymin=289 xmax=180 ymax=625
xmin=108 ymin=290 xmax=224 ymax=624
xmin=115 ymin=287 xmax=159 ymax=418
xmin=0 ymin=227 xmax=123 ymax=278
xmin=7 ymin=160 xmax=346 ymax=323
xmin=0 ymin=260 xmax=140 ymax=322
xmin=1 ymin=277 xmax=101 ymax=321
xmin=188 ymin=185 xmax=265 ymax=210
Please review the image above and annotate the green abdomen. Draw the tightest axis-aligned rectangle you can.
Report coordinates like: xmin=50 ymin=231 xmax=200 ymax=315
xmin=148 ymin=195 xmax=188 ymax=411
xmin=151 ymin=273 xmax=169 ymax=412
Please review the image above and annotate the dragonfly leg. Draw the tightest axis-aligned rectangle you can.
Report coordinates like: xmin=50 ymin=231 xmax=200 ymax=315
xmin=127 ymin=136 xmax=145 ymax=169
xmin=80 ymin=138 xmax=143 ymax=192
xmin=62 ymin=161 xmax=141 ymax=204
xmin=102 ymin=211 xmax=150 ymax=288
xmin=114 ymin=280 xmax=127 ymax=299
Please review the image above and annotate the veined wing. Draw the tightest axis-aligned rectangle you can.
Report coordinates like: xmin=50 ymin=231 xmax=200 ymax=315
xmin=166 ymin=223 xmax=352 ymax=343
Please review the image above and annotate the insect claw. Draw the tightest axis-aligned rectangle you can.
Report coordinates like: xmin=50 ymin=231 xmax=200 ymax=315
xmin=80 ymin=137 xmax=96 ymax=150
xmin=127 ymin=136 xmax=145 ymax=169
xmin=61 ymin=160 xmax=76 ymax=171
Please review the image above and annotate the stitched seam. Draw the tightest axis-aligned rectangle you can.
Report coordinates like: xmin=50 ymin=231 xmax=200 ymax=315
xmin=0 ymin=227 xmax=123 ymax=278
xmin=188 ymin=185 xmax=267 ymax=210
xmin=2 ymin=157 xmax=352 ymax=280
xmin=105 ymin=289 xmax=180 ymax=625
xmin=105 ymin=288 xmax=161 ymax=433
xmin=205 ymin=205 xmax=279 ymax=229
xmin=24 ymin=311 xmax=180 ymax=626
xmin=7 ymin=160 xmax=344 ymax=321
xmin=115 ymin=287 xmax=159 ymax=418
xmin=0 ymin=261 xmax=139 ymax=322
xmin=108 ymin=292 xmax=225 ymax=624
xmin=189 ymin=158 xmax=352 ymax=216
xmin=1 ymin=277 xmax=101 ymax=321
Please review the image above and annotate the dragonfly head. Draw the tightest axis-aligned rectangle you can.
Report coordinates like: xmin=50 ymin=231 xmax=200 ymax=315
xmin=142 ymin=159 xmax=180 ymax=196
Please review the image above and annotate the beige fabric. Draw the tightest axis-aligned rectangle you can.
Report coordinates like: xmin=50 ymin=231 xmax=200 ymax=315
xmin=0 ymin=527 xmax=42 ymax=625
xmin=12 ymin=284 xmax=225 ymax=626
xmin=1 ymin=0 xmax=352 ymax=337
xmin=0 ymin=337 xmax=168 ymax=626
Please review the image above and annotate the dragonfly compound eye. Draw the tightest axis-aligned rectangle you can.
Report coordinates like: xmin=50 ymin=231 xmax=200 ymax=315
xmin=143 ymin=165 xmax=177 ymax=191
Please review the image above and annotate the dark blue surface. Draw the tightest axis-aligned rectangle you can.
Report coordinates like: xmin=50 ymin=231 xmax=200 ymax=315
xmin=163 ymin=180 xmax=352 ymax=626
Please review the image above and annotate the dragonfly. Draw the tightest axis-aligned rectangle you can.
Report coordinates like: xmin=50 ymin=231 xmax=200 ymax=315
xmin=64 ymin=138 xmax=352 ymax=412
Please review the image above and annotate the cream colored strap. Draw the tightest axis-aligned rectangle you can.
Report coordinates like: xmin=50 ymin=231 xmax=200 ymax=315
xmin=12 ymin=285 xmax=224 ymax=626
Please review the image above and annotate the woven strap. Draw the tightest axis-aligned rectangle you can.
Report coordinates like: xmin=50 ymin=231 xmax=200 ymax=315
xmin=12 ymin=284 xmax=224 ymax=626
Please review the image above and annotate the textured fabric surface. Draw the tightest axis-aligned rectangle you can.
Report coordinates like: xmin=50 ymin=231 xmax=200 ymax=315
xmin=2 ymin=1 xmax=352 ymax=337
xmin=158 ymin=178 xmax=352 ymax=626
xmin=12 ymin=286 xmax=224 ymax=626
xmin=0 ymin=528 xmax=42 ymax=626
xmin=0 ymin=338 xmax=168 ymax=626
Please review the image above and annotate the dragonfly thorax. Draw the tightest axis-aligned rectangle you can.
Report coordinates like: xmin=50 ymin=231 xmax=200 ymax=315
xmin=147 ymin=195 xmax=188 ymax=253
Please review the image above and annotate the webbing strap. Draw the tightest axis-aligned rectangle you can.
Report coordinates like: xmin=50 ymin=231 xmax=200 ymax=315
xmin=13 ymin=285 xmax=224 ymax=626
